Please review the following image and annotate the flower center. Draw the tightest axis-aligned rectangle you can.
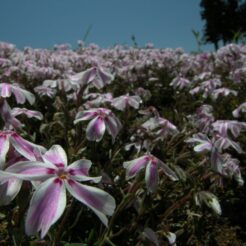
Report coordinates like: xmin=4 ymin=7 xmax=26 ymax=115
xmin=148 ymin=155 xmax=157 ymax=164
xmin=56 ymin=168 xmax=68 ymax=180
xmin=97 ymin=111 xmax=106 ymax=119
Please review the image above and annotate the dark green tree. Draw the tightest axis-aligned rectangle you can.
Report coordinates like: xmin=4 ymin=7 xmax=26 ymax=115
xmin=222 ymin=0 xmax=240 ymax=43
xmin=200 ymin=0 xmax=246 ymax=49
xmin=200 ymin=0 xmax=225 ymax=49
xmin=239 ymin=0 xmax=246 ymax=38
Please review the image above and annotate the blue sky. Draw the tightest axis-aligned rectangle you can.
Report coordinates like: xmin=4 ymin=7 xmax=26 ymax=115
xmin=0 ymin=0 xmax=213 ymax=52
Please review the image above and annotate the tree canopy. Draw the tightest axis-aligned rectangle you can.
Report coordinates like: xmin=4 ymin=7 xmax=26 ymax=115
xmin=200 ymin=0 xmax=246 ymax=49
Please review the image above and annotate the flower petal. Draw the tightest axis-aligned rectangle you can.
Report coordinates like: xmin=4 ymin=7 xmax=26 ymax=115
xmin=86 ymin=117 xmax=106 ymax=142
xmin=12 ymin=86 xmax=35 ymax=105
xmin=128 ymin=96 xmax=141 ymax=109
xmin=0 ymin=170 xmax=17 ymax=184
xmin=0 ymin=178 xmax=22 ymax=205
xmin=210 ymin=147 xmax=223 ymax=173
xmin=194 ymin=142 xmax=212 ymax=152
xmin=5 ymin=161 xmax=55 ymax=181
xmin=159 ymin=161 xmax=179 ymax=181
xmin=92 ymin=77 xmax=104 ymax=89
xmin=111 ymin=97 xmax=127 ymax=111
xmin=0 ymin=83 xmax=12 ymax=98
xmin=42 ymin=145 xmax=67 ymax=167
xmin=11 ymin=108 xmax=43 ymax=120
xmin=10 ymin=133 xmax=46 ymax=161
xmin=98 ymin=68 xmax=114 ymax=85
xmin=145 ymin=162 xmax=158 ymax=193
xmin=65 ymin=180 xmax=115 ymax=226
xmin=0 ymin=134 xmax=9 ymax=168
xmin=25 ymin=178 xmax=66 ymax=238
xmin=0 ymin=100 xmax=24 ymax=129
xmin=105 ymin=115 xmax=122 ymax=140
xmin=74 ymin=109 xmax=97 ymax=124
xmin=67 ymin=159 xmax=101 ymax=183
xmin=123 ymin=156 xmax=149 ymax=179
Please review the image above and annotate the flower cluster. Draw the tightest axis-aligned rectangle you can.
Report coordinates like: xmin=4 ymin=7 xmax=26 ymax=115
xmin=0 ymin=41 xmax=245 ymax=245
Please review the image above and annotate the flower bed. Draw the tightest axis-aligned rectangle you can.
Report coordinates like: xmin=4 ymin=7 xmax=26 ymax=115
xmin=0 ymin=42 xmax=245 ymax=245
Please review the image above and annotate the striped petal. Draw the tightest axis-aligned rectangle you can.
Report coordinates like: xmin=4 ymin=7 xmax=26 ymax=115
xmin=123 ymin=156 xmax=149 ymax=179
xmin=159 ymin=161 xmax=179 ymax=181
xmin=65 ymin=179 xmax=115 ymax=226
xmin=86 ymin=117 xmax=106 ymax=142
xmin=194 ymin=142 xmax=212 ymax=152
xmin=74 ymin=110 xmax=97 ymax=124
xmin=42 ymin=145 xmax=67 ymax=167
xmin=0 ymin=134 xmax=9 ymax=168
xmin=11 ymin=108 xmax=43 ymax=120
xmin=10 ymin=133 xmax=46 ymax=161
xmin=0 ymin=170 xmax=17 ymax=184
xmin=0 ymin=83 xmax=12 ymax=98
xmin=0 ymin=178 xmax=22 ymax=205
xmin=105 ymin=115 xmax=122 ymax=140
xmin=210 ymin=147 xmax=223 ymax=173
xmin=111 ymin=97 xmax=127 ymax=111
xmin=98 ymin=68 xmax=114 ymax=85
xmin=25 ymin=178 xmax=66 ymax=238
xmin=12 ymin=86 xmax=35 ymax=105
xmin=128 ymin=96 xmax=141 ymax=109
xmin=67 ymin=160 xmax=101 ymax=183
xmin=82 ymin=68 xmax=96 ymax=84
xmin=5 ymin=161 xmax=55 ymax=181
xmin=92 ymin=77 xmax=104 ymax=89
xmin=145 ymin=162 xmax=158 ymax=193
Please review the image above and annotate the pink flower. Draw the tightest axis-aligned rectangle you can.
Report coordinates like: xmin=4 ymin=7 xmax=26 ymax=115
xmin=232 ymin=102 xmax=246 ymax=118
xmin=185 ymin=133 xmax=212 ymax=152
xmin=111 ymin=94 xmax=142 ymax=111
xmin=194 ymin=104 xmax=214 ymax=133
xmin=70 ymin=67 xmax=114 ymax=89
xmin=83 ymin=93 xmax=113 ymax=108
xmin=190 ymin=78 xmax=221 ymax=98
xmin=185 ymin=132 xmax=243 ymax=172
xmin=220 ymin=153 xmax=244 ymax=186
xmin=211 ymin=88 xmax=237 ymax=100
xmin=11 ymin=107 xmax=43 ymax=120
xmin=0 ymin=100 xmax=23 ymax=129
xmin=2 ymin=145 xmax=116 ymax=238
xmin=141 ymin=116 xmax=178 ymax=138
xmin=0 ymin=100 xmax=43 ymax=129
xmin=212 ymin=120 xmax=246 ymax=138
xmin=170 ymin=76 xmax=190 ymax=90
xmin=0 ymin=130 xmax=46 ymax=167
xmin=213 ymin=135 xmax=243 ymax=153
xmin=0 ymin=150 xmax=27 ymax=205
xmin=74 ymin=108 xmax=122 ymax=142
xmin=34 ymin=85 xmax=56 ymax=98
xmin=0 ymin=83 xmax=35 ymax=104
xmin=42 ymin=79 xmax=78 ymax=92
xmin=195 ymin=191 xmax=221 ymax=215
xmin=123 ymin=154 xmax=178 ymax=192
xmin=0 ymin=136 xmax=45 ymax=206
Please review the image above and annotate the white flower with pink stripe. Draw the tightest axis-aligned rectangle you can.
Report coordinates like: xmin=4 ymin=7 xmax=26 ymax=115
xmin=0 ymin=83 xmax=35 ymax=105
xmin=74 ymin=108 xmax=122 ymax=142
xmin=123 ymin=154 xmax=178 ymax=192
xmin=2 ymin=145 xmax=116 ymax=238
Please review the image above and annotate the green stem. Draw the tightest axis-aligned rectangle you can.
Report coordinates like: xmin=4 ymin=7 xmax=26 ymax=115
xmin=105 ymin=237 xmax=117 ymax=246
xmin=97 ymin=179 xmax=141 ymax=246
xmin=97 ymin=193 xmax=134 ymax=246
xmin=159 ymin=191 xmax=193 ymax=219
